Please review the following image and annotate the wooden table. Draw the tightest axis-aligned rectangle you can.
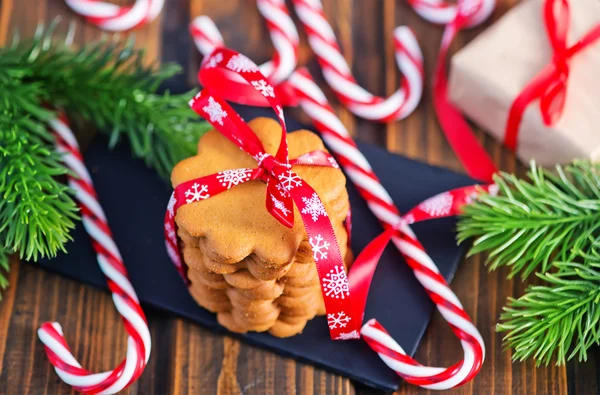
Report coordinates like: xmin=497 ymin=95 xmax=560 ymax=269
xmin=0 ymin=0 xmax=598 ymax=394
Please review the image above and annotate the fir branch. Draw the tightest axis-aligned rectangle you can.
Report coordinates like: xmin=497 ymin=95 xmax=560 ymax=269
xmin=497 ymin=251 xmax=600 ymax=366
xmin=6 ymin=27 xmax=211 ymax=179
xmin=0 ymin=246 xmax=9 ymax=301
xmin=458 ymin=161 xmax=600 ymax=279
xmin=0 ymin=53 xmax=78 ymax=262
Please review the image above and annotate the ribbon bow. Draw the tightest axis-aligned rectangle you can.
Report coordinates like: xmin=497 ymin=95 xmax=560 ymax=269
xmin=165 ymin=48 xmax=359 ymax=340
xmin=504 ymin=0 xmax=600 ymax=150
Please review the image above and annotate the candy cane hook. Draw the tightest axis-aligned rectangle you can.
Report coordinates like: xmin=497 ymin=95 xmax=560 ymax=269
xmin=190 ymin=20 xmax=485 ymax=390
xmin=291 ymin=0 xmax=425 ymax=122
xmin=37 ymin=115 xmax=151 ymax=395
xmin=408 ymin=0 xmax=495 ymax=26
xmin=65 ymin=0 xmax=164 ymax=31
xmin=190 ymin=0 xmax=299 ymax=85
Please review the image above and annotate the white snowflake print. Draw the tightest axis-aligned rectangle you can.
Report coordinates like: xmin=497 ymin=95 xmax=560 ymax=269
xmin=278 ymin=170 xmax=302 ymax=191
xmin=335 ymin=330 xmax=360 ymax=340
xmin=327 ymin=156 xmax=340 ymax=169
xmin=217 ymin=169 xmax=252 ymax=189
xmin=165 ymin=240 xmax=181 ymax=267
xmin=298 ymin=152 xmax=316 ymax=164
xmin=400 ymin=213 xmax=415 ymax=226
xmin=167 ymin=194 xmax=177 ymax=217
xmin=276 ymin=183 xmax=290 ymax=198
xmin=251 ymin=79 xmax=275 ymax=98
xmin=276 ymin=105 xmax=285 ymax=121
xmin=254 ymin=152 xmax=270 ymax=165
xmin=205 ymin=52 xmax=223 ymax=68
xmin=185 ymin=183 xmax=210 ymax=203
xmin=301 ymin=193 xmax=328 ymax=222
xmin=419 ymin=192 xmax=453 ymax=216
xmin=327 ymin=311 xmax=351 ymax=329
xmin=271 ymin=195 xmax=291 ymax=216
xmin=226 ymin=54 xmax=259 ymax=73
xmin=188 ymin=94 xmax=200 ymax=108
xmin=322 ymin=265 xmax=350 ymax=299
xmin=202 ymin=96 xmax=228 ymax=125
xmin=165 ymin=222 xmax=176 ymax=241
xmin=309 ymin=234 xmax=330 ymax=262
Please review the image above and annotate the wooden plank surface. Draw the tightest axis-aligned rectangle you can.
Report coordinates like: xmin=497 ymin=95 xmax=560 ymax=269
xmin=0 ymin=0 xmax=598 ymax=394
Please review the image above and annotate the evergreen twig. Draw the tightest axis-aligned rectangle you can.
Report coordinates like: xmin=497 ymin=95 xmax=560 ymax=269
xmin=458 ymin=161 xmax=600 ymax=365
xmin=458 ymin=161 xmax=600 ymax=279
xmin=498 ymin=252 xmax=600 ymax=366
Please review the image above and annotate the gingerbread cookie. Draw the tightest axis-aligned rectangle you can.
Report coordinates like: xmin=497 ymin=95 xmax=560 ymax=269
xmin=172 ymin=117 xmax=352 ymax=337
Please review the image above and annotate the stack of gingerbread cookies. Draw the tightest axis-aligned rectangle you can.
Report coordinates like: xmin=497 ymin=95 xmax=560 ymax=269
xmin=171 ymin=118 xmax=352 ymax=337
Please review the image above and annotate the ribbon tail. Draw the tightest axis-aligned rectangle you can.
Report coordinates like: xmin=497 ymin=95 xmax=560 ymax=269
xmin=505 ymin=65 xmax=559 ymax=148
xmin=348 ymin=227 xmax=395 ymax=323
xmin=266 ymin=178 xmax=294 ymax=228
xmin=433 ymin=23 xmax=497 ymax=183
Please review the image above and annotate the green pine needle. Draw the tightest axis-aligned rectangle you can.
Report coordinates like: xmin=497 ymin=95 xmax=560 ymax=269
xmin=498 ymin=252 xmax=600 ymax=366
xmin=458 ymin=161 xmax=600 ymax=279
xmin=0 ymin=246 xmax=9 ymax=301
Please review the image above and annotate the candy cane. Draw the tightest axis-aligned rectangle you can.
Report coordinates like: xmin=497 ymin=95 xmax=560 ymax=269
xmin=408 ymin=0 xmax=495 ymax=26
xmin=191 ymin=20 xmax=484 ymax=390
xmin=65 ymin=0 xmax=164 ymax=31
xmin=190 ymin=0 xmax=299 ymax=85
xmin=37 ymin=114 xmax=151 ymax=395
xmin=291 ymin=0 xmax=424 ymax=122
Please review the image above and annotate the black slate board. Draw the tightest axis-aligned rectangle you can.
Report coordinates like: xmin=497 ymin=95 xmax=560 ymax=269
xmin=35 ymin=106 xmax=476 ymax=392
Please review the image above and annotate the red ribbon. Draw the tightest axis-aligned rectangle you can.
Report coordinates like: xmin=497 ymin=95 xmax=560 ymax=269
xmin=504 ymin=0 xmax=600 ymax=150
xmin=435 ymin=0 xmax=600 ymax=182
xmin=165 ymin=47 xmax=496 ymax=344
xmin=166 ymin=48 xmax=360 ymax=340
xmin=433 ymin=0 xmax=498 ymax=183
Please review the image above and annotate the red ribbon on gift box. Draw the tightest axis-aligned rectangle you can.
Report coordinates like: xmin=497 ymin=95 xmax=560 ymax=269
xmin=504 ymin=0 xmax=600 ymax=150
xmin=434 ymin=0 xmax=600 ymax=182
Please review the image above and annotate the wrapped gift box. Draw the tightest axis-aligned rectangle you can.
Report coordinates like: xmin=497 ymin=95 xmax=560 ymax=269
xmin=449 ymin=0 xmax=600 ymax=165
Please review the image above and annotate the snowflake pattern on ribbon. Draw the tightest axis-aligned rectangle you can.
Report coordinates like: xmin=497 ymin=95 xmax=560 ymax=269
xmin=217 ymin=169 xmax=252 ymax=189
xmin=298 ymin=153 xmax=316 ymax=164
xmin=327 ymin=311 xmax=351 ymax=329
xmin=202 ymin=97 xmax=228 ymax=125
xmin=226 ymin=54 xmax=259 ymax=73
xmin=167 ymin=194 xmax=177 ymax=217
xmin=327 ymin=156 xmax=340 ymax=169
xmin=278 ymin=170 xmax=302 ymax=191
xmin=335 ymin=330 xmax=360 ymax=340
xmin=271 ymin=195 xmax=291 ymax=216
xmin=309 ymin=234 xmax=330 ymax=262
xmin=276 ymin=105 xmax=284 ymax=121
xmin=185 ymin=183 xmax=210 ymax=203
xmin=276 ymin=183 xmax=290 ymax=198
xmin=251 ymin=79 xmax=275 ymax=98
xmin=418 ymin=191 xmax=453 ymax=216
xmin=322 ymin=265 xmax=349 ymax=299
xmin=301 ymin=192 xmax=328 ymax=222
xmin=205 ymin=52 xmax=223 ymax=68
xmin=165 ymin=222 xmax=176 ymax=241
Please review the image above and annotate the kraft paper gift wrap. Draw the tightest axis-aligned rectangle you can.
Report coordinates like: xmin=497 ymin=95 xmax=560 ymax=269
xmin=448 ymin=0 xmax=600 ymax=166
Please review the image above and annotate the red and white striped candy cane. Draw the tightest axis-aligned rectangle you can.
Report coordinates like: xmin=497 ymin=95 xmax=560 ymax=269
xmin=292 ymin=0 xmax=424 ymax=122
xmin=191 ymin=20 xmax=485 ymax=390
xmin=190 ymin=0 xmax=299 ymax=85
xmin=37 ymin=115 xmax=151 ymax=395
xmin=65 ymin=0 xmax=164 ymax=31
xmin=408 ymin=0 xmax=495 ymax=26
